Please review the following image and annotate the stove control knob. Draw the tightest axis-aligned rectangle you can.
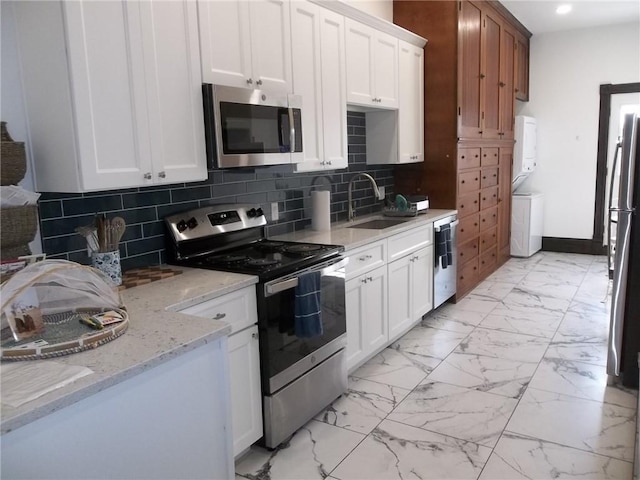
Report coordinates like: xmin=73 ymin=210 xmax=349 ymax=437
xmin=187 ymin=217 xmax=198 ymax=229
xmin=256 ymin=208 xmax=264 ymax=217
xmin=176 ymin=220 xmax=188 ymax=233
xmin=247 ymin=208 xmax=257 ymax=218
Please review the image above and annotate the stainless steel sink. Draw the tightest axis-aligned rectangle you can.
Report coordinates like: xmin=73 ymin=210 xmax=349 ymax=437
xmin=347 ymin=219 xmax=410 ymax=230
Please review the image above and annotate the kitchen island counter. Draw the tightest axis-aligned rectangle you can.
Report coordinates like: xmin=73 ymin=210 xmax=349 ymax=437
xmin=1 ymin=266 xmax=257 ymax=435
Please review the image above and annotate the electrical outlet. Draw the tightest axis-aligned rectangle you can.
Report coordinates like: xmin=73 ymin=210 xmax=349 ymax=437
xmin=271 ymin=202 xmax=279 ymax=221
xmin=378 ymin=186 xmax=386 ymax=200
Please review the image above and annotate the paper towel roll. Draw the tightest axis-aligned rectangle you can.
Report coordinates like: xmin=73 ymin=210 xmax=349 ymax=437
xmin=311 ymin=190 xmax=331 ymax=231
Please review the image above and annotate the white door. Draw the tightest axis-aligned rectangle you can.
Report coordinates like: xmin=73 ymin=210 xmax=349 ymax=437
xmin=398 ymin=41 xmax=424 ymax=163
xmin=373 ymin=30 xmax=399 ymax=109
xmin=387 ymin=255 xmax=412 ymax=341
xmin=198 ymin=0 xmax=252 ymax=88
xmin=142 ymin=0 xmax=207 ymax=184
xmin=249 ymin=0 xmax=292 ymax=93
xmin=411 ymin=246 xmax=433 ymax=319
xmin=228 ymin=326 xmax=263 ymax=457
xmin=345 ymin=19 xmax=375 ymax=106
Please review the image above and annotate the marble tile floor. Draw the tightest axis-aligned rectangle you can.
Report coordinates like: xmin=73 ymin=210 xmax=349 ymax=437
xmin=235 ymin=252 xmax=637 ymax=480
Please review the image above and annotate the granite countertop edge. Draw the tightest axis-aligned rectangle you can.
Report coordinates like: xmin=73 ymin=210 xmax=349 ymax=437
xmin=1 ymin=267 xmax=258 ymax=435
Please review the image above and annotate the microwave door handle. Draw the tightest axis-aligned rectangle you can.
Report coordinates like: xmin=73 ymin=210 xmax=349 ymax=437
xmin=289 ymin=107 xmax=295 ymax=153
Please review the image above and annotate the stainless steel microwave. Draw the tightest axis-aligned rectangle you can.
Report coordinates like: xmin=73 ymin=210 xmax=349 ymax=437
xmin=203 ymin=84 xmax=303 ymax=168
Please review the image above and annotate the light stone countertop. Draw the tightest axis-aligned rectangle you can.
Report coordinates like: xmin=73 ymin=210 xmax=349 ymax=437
xmin=1 ymin=266 xmax=257 ymax=435
xmin=271 ymin=209 xmax=457 ymax=251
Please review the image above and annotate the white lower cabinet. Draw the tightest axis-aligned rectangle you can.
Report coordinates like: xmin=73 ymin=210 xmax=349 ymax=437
xmin=346 ymin=265 xmax=387 ymax=371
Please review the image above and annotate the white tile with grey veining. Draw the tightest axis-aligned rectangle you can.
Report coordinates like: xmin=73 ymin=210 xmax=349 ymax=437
xmin=420 ymin=304 xmax=487 ymax=334
xmin=486 ymin=263 xmax=530 ymax=283
xmin=314 ymin=377 xmax=410 ymax=435
xmin=568 ymin=297 xmax=610 ymax=318
xmin=455 ymin=327 xmax=550 ymax=363
xmin=524 ymin=269 xmax=586 ymax=286
xmin=515 ymin=279 xmax=579 ymax=301
xmin=389 ymin=325 xmax=467 ymax=361
xmin=558 ymin=308 xmax=610 ymax=341
xmin=479 ymin=432 xmax=633 ymax=480
xmin=528 ymin=357 xmax=637 ymax=408
xmin=427 ymin=351 xmax=537 ymax=398
xmin=350 ymin=347 xmax=431 ymax=390
xmin=506 ymin=387 xmax=636 ymax=462
xmin=466 ymin=280 xmax=517 ymax=301
xmin=387 ymin=381 xmax=518 ymax=447
xmin=331 ymin=419 xmax=491 ymax=480
xmin=450 ymin=295 xmax=501 ymax=314
xmin=479 ymin=310 xmax=563 ymax=338
xmin=534 ymin=252 xmax=593 ymax=272
xmin=494 ymin=286 xmax=572 ymax=319
xmin=546 ymin=332 xmax=608 ymax=366
xmin=234 ymin=420 xmax=364 ymax=480
xmin=574 ymin=277 xmax=612 ymax=307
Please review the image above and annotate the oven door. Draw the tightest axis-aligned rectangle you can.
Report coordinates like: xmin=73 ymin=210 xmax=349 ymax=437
xmin=259 ymin=257 xmax=347 ymax=394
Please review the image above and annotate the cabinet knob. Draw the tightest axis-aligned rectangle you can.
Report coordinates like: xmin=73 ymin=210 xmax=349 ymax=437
xmin=252 ymin=332 xmax=258 ymax=339
xmin=480 ymin=73 xmax=486 ymax=79
xmin=368 ymin=276 xmax=373 ymax=282
xmin=499 ymin=82 xmax=506 ymax=87
xmin=246 ymin=78 xmax=253 ymax=85
xmin=144 ymin=172 xmax=152 ymax=180
xmin=256 ymin=79 xmax=263 ymax=86
xmin=213 ymin=313 xmax=226 ymax=320
xmin=461 ymin=180 xmax=465 ymax=184
xmin=158 ymin=171 xmax=166 ymax=179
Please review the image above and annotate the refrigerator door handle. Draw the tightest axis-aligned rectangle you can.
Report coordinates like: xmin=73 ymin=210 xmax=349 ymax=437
xmin=607 ymin=142 xmax=622 ymax=275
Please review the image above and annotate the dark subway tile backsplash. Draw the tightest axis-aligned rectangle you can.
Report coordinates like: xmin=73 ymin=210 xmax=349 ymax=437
xmin=37 ymin=112 xmax=395 ymax=269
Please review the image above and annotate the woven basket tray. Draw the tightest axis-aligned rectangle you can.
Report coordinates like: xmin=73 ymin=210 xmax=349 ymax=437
xmin=0 ymin=205 xmax=38 ymax=248
xmin=0 ymin=122 xmax=27 ymax=186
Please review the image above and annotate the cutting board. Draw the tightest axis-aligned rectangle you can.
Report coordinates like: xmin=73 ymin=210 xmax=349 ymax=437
xmin=119 ymin=266 xmax=183 ymax=290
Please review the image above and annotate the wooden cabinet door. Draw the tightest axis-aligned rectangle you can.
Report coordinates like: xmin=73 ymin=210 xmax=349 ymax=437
xmin=498 ymin=147 xmax=513 ymax=265
xmin=458 ymin=1 xmax=483 ymax=139
xmin=515 ymin=32 xmax=529 ymax=102
xmin=228 ymin=325 xmax=263 ymax=457
xmin=499 ymin=25 xmax=516 ymax=140
xmin=481 ymin=10 xmax=501 ymax=140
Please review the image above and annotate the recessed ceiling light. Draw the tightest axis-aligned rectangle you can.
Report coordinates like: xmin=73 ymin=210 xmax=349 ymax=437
xmin=556 ymin=4 xmax=572 ymax=14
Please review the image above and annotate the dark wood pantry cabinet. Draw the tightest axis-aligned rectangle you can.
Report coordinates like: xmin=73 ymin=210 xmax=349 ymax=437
xmin=393 ymin=0 xmax=531 ymax=299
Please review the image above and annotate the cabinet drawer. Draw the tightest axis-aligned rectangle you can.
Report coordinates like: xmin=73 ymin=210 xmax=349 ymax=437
xmin=481 ymin=167 xmax=499 ymax=188
xmin=479 ymin=247 xmax=498 ymax=274
xmin=458 ymin=238 xmax=479 ymax=266
xmin=458 ymin=170 xmax=480 ymax=195
xmin=457 ymin=191 xmax=480 ymax=217
xmin=480 ymin=186 xmax=499 ymax=210
xmin=481 ymin=147 xmax=499 ymax=166
xmin=346 ymin=240 xmax=386 ymax=279
xmin=458 ymin=148 xmax=481 ymax=170
xmin=480 ymin=206 xmax=498 ymax=231
xmin=458 ymin=213 xmax=480 ymax=244
xmin=458 ymin=258 xmax=479 ymax=296
xmin=388 ymin=224 xmax=433 ymax=262
xmin=479 ymin=226 xmax=498 ymax=253
xmin=178 ymin=286 xmax=258 ymax=334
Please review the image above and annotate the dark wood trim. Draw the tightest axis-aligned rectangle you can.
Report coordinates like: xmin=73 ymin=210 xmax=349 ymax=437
xmin=593 ymin=82 xmax=640 ymax=246
xmin=542 ymin=237 xmax=607 ymax=255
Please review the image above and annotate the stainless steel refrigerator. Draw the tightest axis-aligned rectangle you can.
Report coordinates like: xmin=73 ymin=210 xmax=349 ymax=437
xmin=608 ymin=112 xmax=640 ymax=387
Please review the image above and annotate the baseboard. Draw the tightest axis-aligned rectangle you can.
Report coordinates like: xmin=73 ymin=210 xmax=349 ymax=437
xmin=541 ymin=237 xmax=607 ymax=255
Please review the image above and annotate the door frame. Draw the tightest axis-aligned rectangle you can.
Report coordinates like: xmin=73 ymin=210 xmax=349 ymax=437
xmin=592 ymin=82 xmax=640 ymax=248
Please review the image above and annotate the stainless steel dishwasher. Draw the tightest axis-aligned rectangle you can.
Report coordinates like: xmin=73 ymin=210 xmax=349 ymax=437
xmin=433 ymin=215 xmax=458 ymax=308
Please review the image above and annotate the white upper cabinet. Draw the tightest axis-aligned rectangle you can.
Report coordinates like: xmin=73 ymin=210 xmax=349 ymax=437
xmin=199 ymin=0 xmax=293 ymax=94
xmin=398 ymin=40 xmax=424 ymax=163
xmin=345 ymin=19 xmax=398 ymax=109
xmin=291 ymin=1 xmax=347 ymax=172
xmin=14 ymin=0 xmax=206 ymax=192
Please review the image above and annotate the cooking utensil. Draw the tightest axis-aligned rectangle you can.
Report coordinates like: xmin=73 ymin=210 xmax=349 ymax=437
xmin=108 ymin=217 xmax=126 ymax=251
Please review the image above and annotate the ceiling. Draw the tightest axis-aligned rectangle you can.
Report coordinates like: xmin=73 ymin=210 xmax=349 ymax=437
xmin=500 ymin=0 xmax=640 ymax=34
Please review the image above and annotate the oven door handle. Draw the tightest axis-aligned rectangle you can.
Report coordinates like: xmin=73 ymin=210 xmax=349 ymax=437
xmin=265 ymin=257 xmax=349 ymax=297
xmin=434 ymin=219 xmax=459 ymax=233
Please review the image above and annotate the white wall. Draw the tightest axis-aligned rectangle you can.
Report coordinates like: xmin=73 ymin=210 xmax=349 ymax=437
xmin=342 ymin=0 xmax=392 ymax=21
xmin=516 ymin=21 xmax=640 ymax=240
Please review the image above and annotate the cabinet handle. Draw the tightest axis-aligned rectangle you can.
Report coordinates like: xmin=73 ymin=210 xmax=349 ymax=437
xmin=246 ymin=78 xmax=253 ymax=85
xmin=479 ymin=131 xmax=483 ymax=134
xmin=359 ymin=255 xmax=373 ymax=261
xmin=144 ymin=172 xmax=152 ymax=180
xmin=327 ymin=160 xmax=332 ymax=165
xmin=252 ymin=332 xmax=258 ymax=339
xmin=367 ymin=276 xmax=373 ymax=282
xmin=213 ymin=313 xmax=226 ymax=320
xmin=158 ymin=171 xmax=166 ymax=179
xmin=256 ymin=79 xmax=263 ymax=86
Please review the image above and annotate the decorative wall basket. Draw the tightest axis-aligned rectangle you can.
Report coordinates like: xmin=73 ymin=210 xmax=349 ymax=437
xmin=0 ymin=205 xmax=38 ymax=249
xmin=0 ymin=122 xmax=27 ymax=186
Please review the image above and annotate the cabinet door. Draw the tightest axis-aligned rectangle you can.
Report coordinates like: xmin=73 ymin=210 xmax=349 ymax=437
xmin=319 ymin=8 xmax=348 ymax=169
xmin=64 ymin=1 xmax=153 ymax=190
xmin=373 ymin=30 xmax=399 ymax=109
xmin=198 ymin=0 xmax=252 ymax=88
xmin=249 ymin=0 xmax=293 ymax=93
xmin=141 ymin=1 xmax=206 ymax=184
xmin=388 ymin=255 xmax=412 ymax=341
xmin=499 ymin=25 xmax=516 ymax=140
xmin=515 ymin=32 xmax=529 ymax=102
xmin=412 ymin=246 xmax=434 ymax=319
xmin=498 ymin=147 xmax=513 ymax=265
xmin=291 ymin=1 xmax=323 ymax=171
xmin=481 ymin=10 xmax=501 ymax=140
xmin=458 ymin=1 xmax=483 ymax=139
xmin=398 ymin=41 xmax=424 ymax=163
xmin=363 ymin=266 xmax=388 ymax=355
xmin=227 ymin=326 xmax=263 ymax=457
xmin=346 ymin=276 xmax=367 ymax=370
xmin=345 ymin=19 xmax=375 ymax=106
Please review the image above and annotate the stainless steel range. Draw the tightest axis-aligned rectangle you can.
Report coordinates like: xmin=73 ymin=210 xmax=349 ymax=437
xmin=165 ymin=205 xmax=348 ymax=448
